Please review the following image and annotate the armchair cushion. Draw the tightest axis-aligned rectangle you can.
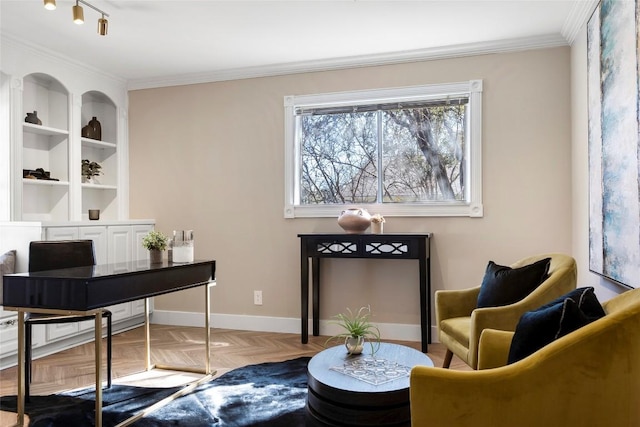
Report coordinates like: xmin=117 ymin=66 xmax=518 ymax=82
xmin=477 ymin=257 xmax=551 ymax=308
xmin=507 ymin=287 xmax=605 ymax=364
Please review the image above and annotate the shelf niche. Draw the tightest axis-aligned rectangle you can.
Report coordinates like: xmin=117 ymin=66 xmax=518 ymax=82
xmin=21 ymin=73 xmax=70 ymax=221
xmin=81 ymin=91 xmax=118 ymax=221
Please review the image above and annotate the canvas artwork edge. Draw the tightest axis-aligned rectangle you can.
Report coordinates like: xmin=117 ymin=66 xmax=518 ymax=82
xmin=587 ymin=0 xmax=640 ymax=289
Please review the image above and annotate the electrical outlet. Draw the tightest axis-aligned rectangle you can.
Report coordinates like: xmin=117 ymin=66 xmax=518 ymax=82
xmin=254 ymin=290 xmax=263 ymax=305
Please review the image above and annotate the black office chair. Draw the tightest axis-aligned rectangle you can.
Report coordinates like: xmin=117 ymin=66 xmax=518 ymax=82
xmin=26 ymin=240 xmax=112 ymax=400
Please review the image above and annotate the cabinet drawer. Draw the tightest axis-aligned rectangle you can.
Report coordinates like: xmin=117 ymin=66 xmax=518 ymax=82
xmin=46 ymin=322 xmax=79 ymax=342
xmin=0 ymin=317 xmax=18 ymax=357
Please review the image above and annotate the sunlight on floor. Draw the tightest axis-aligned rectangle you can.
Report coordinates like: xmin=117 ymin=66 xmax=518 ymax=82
xmin=114 ymin=369 xmax=203 ymax=388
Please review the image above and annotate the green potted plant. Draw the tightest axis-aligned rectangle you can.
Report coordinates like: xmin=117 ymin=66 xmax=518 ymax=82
xmin=142 ymin=230 xmax=168 ymax=264
xmin=81 ymin=159 xmax=102 ymax=183
xmin=325 ymin=305 xmax=381 ymax=355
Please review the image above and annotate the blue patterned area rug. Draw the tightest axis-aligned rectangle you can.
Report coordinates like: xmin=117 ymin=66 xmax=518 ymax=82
xmin=0 ymin=357 xmax=312 ymax=426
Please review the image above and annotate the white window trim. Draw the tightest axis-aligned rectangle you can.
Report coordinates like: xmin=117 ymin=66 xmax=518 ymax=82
xmin=284 ymin=80 xmax=483 ymax=218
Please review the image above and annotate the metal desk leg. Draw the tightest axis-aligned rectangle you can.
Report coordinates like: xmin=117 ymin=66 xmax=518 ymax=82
xmin=94 ymin=311 xmax=103 ymax=427
xmin=115 ymin=285 xmax=216 ymax=427
xmin=205 ymin=283 xmax=211 ymax=374
xmin=145 ymin=298 xmax=151 ymax=371
xmin=16 ymin=310 xmax=25 ymax=426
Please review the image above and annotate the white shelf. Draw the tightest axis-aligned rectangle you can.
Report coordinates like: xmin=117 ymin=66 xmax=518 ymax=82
xmin=23 ymin=178 xmax=69 ymax=187
xmin=23 ymin=123 xmax=69 ymax=136
xmin=82 ymin=183 xmax=117 ymax=190
xmin=81 ymin=137 xmax=116 ymax=149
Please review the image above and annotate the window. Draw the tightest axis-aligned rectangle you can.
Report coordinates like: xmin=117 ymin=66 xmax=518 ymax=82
xmin=284 ymin=80 xmax=483 ymax=218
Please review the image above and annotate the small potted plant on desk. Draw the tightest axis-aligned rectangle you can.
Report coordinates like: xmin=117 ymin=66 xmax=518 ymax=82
xmin=325 ymin=305 xmax=381 ymax=355
xmin=142 ymin=230 xmax=168 ymax=264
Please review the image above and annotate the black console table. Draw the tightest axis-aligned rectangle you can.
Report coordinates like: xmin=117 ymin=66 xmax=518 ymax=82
xmin=298 ymin=233 xmax=431 ymax=352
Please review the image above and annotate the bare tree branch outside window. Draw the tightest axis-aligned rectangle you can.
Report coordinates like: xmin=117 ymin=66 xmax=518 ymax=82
xmin=300 ymin=103 xmax=466 ymax=205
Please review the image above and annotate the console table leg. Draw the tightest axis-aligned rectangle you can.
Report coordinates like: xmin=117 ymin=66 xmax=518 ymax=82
xmin=312 ymin=257 xmax=320 ymax=336
xmin=419 ymin=257 xmax=429 ymax=353
xmin=301 ymin=245 xmax=309 ymax=344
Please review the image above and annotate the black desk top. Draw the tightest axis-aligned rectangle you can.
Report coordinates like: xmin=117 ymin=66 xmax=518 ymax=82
xmin=2 ymin=260 xmax=216 ymax=311
xmin=5 ymin=259 xmax=213 ymax=280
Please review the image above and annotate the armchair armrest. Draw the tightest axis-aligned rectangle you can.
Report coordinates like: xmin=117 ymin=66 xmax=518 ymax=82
xmin=435 ymin=286 xmax=480 ymax=324
xmin=477 ymin=329 xmax=513 ymax=369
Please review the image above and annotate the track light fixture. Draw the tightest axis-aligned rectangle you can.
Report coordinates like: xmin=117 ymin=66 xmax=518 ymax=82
xmin=44 ymin=0 xmax=110 ymax=36
xmin=98 ymin=14 xmax=108 ymax=36
xmin=72 ymin=1 xmax=84 ymax=24
xmin=43 ymin=0 xmax=56 ymax=11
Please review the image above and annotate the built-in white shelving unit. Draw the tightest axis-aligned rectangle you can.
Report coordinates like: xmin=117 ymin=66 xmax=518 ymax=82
xmin=0 ymin=36 xmax=146 ymax=369
xmin=1 ymin=36 xmax=130 ymax=222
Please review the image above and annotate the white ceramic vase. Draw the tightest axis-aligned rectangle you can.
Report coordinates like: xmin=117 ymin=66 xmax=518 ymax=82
xmin=337 ymin=208 xmax=371 ymax=234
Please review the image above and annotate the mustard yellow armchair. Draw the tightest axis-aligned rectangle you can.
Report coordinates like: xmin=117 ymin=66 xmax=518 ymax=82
xmin=436 ymin=253 xmax=576 ymax=369
xmin=411 ymin=287 xmax=640 ymax=427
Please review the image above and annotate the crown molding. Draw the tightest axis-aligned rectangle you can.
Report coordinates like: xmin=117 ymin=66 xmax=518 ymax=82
xmin=561 ymin=0 xmax=599 ymax=44
xmin=127 ymin=33 xmax=569 ymax=91
xmin=0 ymin=33 xmax=126 ymax=86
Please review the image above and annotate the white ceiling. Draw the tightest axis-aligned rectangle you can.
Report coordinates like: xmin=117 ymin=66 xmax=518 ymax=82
xmin=0 ymin=0 xmax=596 ymax=89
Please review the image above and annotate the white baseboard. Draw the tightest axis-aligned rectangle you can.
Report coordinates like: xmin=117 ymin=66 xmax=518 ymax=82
xmin=151 ymin=310 xmax=439 ymax=344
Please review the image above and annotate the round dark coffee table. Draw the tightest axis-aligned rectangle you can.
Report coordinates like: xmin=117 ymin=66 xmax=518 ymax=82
xmin=306 ymin=342 xmax=433 ymax=426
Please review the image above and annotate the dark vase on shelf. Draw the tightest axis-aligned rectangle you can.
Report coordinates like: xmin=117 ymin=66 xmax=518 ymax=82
xmin=81 ymin=124 xmax=95 ymax=139
xmin=25 ymin=111 xmax=42 ymax=125
xmin=89 ymin=116 xmax=102 ymax=141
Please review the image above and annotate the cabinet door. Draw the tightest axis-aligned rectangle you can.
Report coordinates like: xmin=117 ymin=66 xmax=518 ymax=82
xmin=79 ymin=226 xmax=107 ymax=265
xmin=107 ymin=225 xmax=132 ymax=266
xmin=132 ymin=224 xmax=153 ymax=265
xmin=45 ymin=226 xmax=79 ymax=241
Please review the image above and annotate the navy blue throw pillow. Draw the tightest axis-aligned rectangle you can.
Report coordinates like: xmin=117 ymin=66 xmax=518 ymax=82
xmin=507 ymin=287 xmax=605 ymax=364
xmin=535 ymin=286 xmax=606 ymax=320
xmin=476 ymin=258 xmax=551 ymax=308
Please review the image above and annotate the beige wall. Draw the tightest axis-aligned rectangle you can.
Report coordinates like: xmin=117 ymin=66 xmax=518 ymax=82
xmin=128 ymin=47 xmax=573 ymax=332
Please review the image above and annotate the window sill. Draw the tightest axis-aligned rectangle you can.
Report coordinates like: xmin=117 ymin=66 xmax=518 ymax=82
xmin=284 ymin=203 xmax=483 ymax=218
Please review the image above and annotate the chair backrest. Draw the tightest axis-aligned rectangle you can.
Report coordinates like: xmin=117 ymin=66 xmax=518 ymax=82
xmin=28 ymin=240 xmax=95 ymax=272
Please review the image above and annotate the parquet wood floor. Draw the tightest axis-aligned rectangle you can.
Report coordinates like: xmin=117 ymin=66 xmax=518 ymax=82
xmin=0 ymin=325 xmax=469 ymax=426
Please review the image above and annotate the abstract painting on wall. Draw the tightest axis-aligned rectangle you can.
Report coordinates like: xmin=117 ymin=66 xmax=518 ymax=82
xmin=588 ymin=0 xmax=640 ymax=289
